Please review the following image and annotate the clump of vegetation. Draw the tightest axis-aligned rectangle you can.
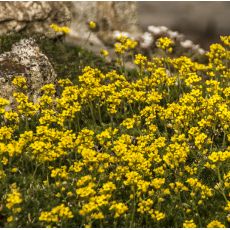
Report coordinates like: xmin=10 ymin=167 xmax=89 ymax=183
xmin=0 ymin=30 xmax=229 ymax=228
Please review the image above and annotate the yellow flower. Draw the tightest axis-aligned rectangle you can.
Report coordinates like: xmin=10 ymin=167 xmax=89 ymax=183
xmin=6 ymin=184 xmax=23 ymax=211
xmin=0 ymin=98 xmax=10 ymax=114
xmin=50 ymin=23 xmax=70 ymax=34
xmin=40 ymin=84 xmax=56 ymax=95
xmin=114 ymin=35 xmax=137 ymax=54
xmin=11 ymin=167 xmax=18 ymax=173
xmin=183 ymin=219 xmax=197 ymax=228
xmin=88 ymin=21 xmax=96 ymax=30
xmin=207 ymin=220 xmax=225 ymax=228
xmin=121 ymin=117 xmax=136 ymax=129
xmin=100 ymin=49 xmax=109 ymax=57
xmin=109 ymin=202 xmax=128 ymax=218
xmin=1 ymin=156 xmax=8 ymax=165
xmin=220 ymin=35 xmax=230 ymax=46
xmin=12 ymin=76 xmax=27 ymax=89
xmin=151 ymin=210 xmax=165 ymax=221
xmin=134 ymin=54 xmax=147 ymax=66
xmin=7 ymin=216 xmax=14 ymax=223
xmin=137 ymin=199 xmax=153 ymax=214
xmin=51 ymin=166 xmax=69 ymax=179
xmin=91 ymin=212 xmax=104 ymax=220
xmin=76 ymin=183 xmax=96 ymax=198
xmin=39 ymin=204 xmax=73 ymax=223
xmin=156 ymin=37 xmax=174 ymax=53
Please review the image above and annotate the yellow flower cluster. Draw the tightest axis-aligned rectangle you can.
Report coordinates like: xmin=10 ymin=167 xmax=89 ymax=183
xmin=5 ymin=184 xmax=23 ymax=223
xmin=114 ymin=35 xmax=138 ymax=54
xmin=221 ymin=36 xmax=230 ymax=46
xmin=109 ymin=202 xmax=128 ymax=218
xmin=207 ymin=220 xmax=225 ymax=228
xmin=0 ymin=98 xmax=10 ymax=114
xmin=39 ymin=204 xmax=73 ymax=224
xmin=156 ymin=37 xmax=174 ymax=53
xmin=0 ymin=35 xmax=230 ymax=227
xmin=12 ymin=76 xmax=27 ymax=89
xmin=183 ymin=219 xmax=197 ymax=228
xmin=50 ymin=23 xmax=70 ymax=34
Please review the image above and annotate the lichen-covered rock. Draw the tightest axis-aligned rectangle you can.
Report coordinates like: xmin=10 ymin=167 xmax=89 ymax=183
xmin=0 ymin=2 xmax=140 ymax=53
xmin=0 ymin=2 xmax=71 ymax=38
xmin=0 ymin=38 xmax=56 ymax=103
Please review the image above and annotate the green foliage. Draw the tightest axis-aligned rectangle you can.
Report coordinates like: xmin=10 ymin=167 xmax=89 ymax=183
xmin=0 ymin=33 xmax=229 ymax=228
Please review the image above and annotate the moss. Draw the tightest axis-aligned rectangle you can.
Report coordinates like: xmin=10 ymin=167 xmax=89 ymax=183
xmin=0 ymin=33 xmax=24 ymax=53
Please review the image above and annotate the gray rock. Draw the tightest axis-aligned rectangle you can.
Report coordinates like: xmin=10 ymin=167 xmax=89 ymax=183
xmin=0 ymin=1 xmax=141 ymax=54
xmin=68 ymin=2 xmax=141 ymax=46
xmin=0 ymin=38 xmax=56 ymax=103
xmin=0 ymin=2 xmax=71 ymax=38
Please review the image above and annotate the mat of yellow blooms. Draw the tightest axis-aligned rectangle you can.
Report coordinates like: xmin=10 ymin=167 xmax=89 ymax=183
xmin=0 ymin=35 xmax=229 ymax=228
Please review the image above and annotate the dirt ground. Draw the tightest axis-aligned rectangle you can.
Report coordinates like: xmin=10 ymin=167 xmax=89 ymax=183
xmin=137 ymin=2 xmax=230 ymax=48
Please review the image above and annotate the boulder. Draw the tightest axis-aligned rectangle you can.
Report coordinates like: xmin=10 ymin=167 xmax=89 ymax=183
xmin=0 ymin=38 xmax=56 ymax=103
xmin=68 ymin=2 xmax=141 ymax=47
xmin=0 ymin=2 xmax=71 ymax=38
xmin=0 ymin=2 xmax=141 ymax=51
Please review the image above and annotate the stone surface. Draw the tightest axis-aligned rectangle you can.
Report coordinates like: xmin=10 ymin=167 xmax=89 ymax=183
xmin=67 ymin=2 xmax=206 ymax=58
xmin=0 ymin=2 xmax=71 ymax=38
xmin=0 ymin=38 xmax=56 ymax=103
xmin=0 ymin=1 xmax=140 ymax=52
xmin=68 ymin=2 xmax=140 ymax=46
